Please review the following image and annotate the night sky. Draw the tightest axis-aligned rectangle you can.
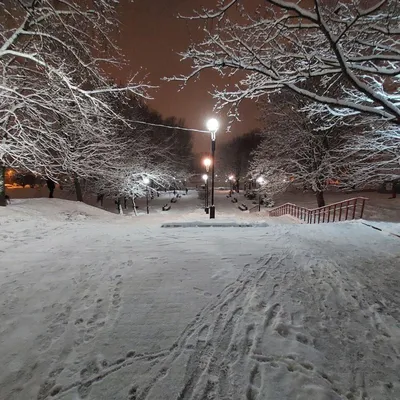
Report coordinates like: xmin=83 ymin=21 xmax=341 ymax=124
xmin=112 ymin=0 xmax=261 ymax=153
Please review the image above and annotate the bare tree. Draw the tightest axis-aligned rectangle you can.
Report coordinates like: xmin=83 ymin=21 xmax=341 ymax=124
xmin=82 ymin=95 xmax=193 ymax=208
xmin=250 ymin=90 xmax=361 ymax=207
xmin=171 ymin=0 xmax=399 ymax=124
xmin=339 ymin=123 xmax=400 ymax=197
xmin=0 ymin=0 xmax=151 ymax=205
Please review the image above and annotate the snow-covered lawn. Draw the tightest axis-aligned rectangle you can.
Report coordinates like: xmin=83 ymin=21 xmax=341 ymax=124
xmin=0 ymin=198 xmax=399 ymax=400
xmin=7 ymin=185 xmax=400 ymax=222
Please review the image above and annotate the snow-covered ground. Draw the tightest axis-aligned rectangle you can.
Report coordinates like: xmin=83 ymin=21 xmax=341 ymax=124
xmin=6 ymin=185 xmax=400 ymax=222
xmin=1 ymin=195 xmax=399 ymax=400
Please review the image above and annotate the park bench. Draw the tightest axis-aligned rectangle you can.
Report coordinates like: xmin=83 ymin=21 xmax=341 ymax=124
xmin=238 ymin=203 xmax=248 ymax=211
xmin=231 ymin=198 xmax=238 ymax=203
xmin=162 ymin=204 xmax=171 ymax=211
xmin=171 ymin=197 xmax=177 ymax=203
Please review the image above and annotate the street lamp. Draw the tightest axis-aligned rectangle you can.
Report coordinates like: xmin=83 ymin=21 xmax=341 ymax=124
xmin=206 ymin=118 xmax=219 ymax=219
xmin=202 ymin=174 xmax=209 ymax=213
xmin=143 ymin=177 xmax=150 ymax=214
xmin=256 ymin=177 xmax=264 ymax=212
xmin=203 ymin=157 xmax=211 ymax=172
xmin=228 ymin=175 xmax=234 ymax=192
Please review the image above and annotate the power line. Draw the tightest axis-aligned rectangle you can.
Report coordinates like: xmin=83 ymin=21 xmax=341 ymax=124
xmin=130 ymin=119 xmax=209 ymax=133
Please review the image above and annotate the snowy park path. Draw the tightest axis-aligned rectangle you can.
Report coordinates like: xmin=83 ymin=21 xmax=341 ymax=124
xmin=1 ymin=200 xmax=399 ymax=400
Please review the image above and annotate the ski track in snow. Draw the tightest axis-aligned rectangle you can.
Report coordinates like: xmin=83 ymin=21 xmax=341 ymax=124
xmin=0 ymin=198 xmax=399 ymax=400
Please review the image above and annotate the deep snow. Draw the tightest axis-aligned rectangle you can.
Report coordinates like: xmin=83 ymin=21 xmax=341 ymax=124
xmin=0 ymin=196 xmax=399 ymax=400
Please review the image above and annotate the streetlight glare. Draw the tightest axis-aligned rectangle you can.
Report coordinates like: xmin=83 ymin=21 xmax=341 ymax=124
xmin=203 ymin=158 xmax=211 ymax=167
xmin=229 ymin=175 xmax=234 ymax=181
xmin=206 ymin=118 xmax=219 ymax=133
xmin=202 ymin=174 xmax=208 ymax=181
xmin=257 ymin=177 xmax=264 ymax=184
xmin=143 ymin=177 xmax=150 ymax=184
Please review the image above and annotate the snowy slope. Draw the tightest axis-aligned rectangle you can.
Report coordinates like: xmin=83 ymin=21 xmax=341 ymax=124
xmin=0 ymin=199 xmax=399 ymax=400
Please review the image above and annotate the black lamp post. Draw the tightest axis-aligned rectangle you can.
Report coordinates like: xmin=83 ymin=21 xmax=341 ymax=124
xmin=229 ymin=175 xmax=234 ymax=194
xmin=203 ymin=157 xmax=211 ymax=214
xmin=206 ymin=118 xmax=219 ymax=219
xmin=202 ymin=174 xmax=209 ymax=213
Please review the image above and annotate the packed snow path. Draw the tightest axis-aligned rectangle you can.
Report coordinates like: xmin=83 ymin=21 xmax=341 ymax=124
xmin=0 ymin=200 xmax=399 ymax=400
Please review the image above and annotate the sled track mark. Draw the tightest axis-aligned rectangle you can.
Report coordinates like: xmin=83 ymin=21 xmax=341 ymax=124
xmin=44 ymin=350 xmax=168 ymax=400
xmin=246 ymin=363 xmax=262 ymax=400
xmin=138 ymin=258 xmax=283 ymax=400
xmin=264 ymin=303 xmax=281 ymax=329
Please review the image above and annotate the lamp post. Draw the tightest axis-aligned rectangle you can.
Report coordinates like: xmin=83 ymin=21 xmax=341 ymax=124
xmin=256 ymin=177 xmax=264 ymax=212
xmin=203 ymin=158 xmax=211 ymax=213
xmin=143 ymin=177 xmax=150 ymax=214
xmin=228 ymin=175 xmax=234 ymax=193
xmin=206 ymin=118 xmax=219 ymax=219
xmin=202 ymin=174 xmax=209 ymax=213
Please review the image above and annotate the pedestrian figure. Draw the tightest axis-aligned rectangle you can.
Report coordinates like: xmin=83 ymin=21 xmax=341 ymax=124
xmin=173 ymin=189 xmax=176 ymax=195
xmin=185 ymin=188 xmax=188 ymax=195
xmin=46 ymin=178 xmax=55 ymax=198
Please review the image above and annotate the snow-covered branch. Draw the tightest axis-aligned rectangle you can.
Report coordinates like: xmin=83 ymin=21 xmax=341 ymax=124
xmin=0 ymin=0 xmax=156 ymax=199
xmin=173 ymin=0 xmax=400 ymax=124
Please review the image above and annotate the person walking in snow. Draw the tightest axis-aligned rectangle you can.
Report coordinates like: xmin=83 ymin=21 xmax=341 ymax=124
xmin=46 ymin=178 xmax=55 ymax=198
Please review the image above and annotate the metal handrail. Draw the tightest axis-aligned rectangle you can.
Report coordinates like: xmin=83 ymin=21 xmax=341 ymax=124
xmin=269 ymin=197 xmax=368 ymax=224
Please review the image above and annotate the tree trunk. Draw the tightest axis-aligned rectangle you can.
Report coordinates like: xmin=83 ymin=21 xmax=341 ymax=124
xmin=316 ymin=191 xmax=325 ymax=208
xmin=74 ymin=175 xmax=83 ymax=202
xmin=0 ymin=165 xmax=6 ymax=207
xmin=131 ymin=197 xmax=137 ymax=216
xmin=116 ymin=197 xmax=123 ymax=215
xmin=236 ymin=179 xmax=240 ymax=193
xmin=391 ymin=180 xmax=397 ymax=199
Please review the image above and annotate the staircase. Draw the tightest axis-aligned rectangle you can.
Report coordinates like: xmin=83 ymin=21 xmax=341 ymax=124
xmin=269 ymin=197 xmax=368 ymax=224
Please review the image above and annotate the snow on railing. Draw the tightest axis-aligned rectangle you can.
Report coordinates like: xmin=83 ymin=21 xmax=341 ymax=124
xmin=269 ymin=197 xmax=368 ymax=224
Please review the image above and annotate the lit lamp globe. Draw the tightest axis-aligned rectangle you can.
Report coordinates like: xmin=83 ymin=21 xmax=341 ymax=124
xmin=143 ymin=177 xmax=150 ymax=185
xmin=257 ymin=177 xmax=264 ymax=184
xmin=206 ymin=118 xmax=219 ymax=139
xmin=203 ymin=158 xmax=212 ymax=172
xmin=202 ymin=174 xmax=208 ymax=182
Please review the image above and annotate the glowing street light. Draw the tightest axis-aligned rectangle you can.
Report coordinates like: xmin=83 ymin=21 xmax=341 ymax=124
xmin=228 ymin=175 xmax=235 ymax=192
xmin=202 ymin=174 xmax=209 ymax=213
xmin=206 ymin=118 xmax=219 ymax=219
xmin=206 ymin=118 xmax=219 ymax=140
xmin=203 ymin=157 xmax=211 ymax=172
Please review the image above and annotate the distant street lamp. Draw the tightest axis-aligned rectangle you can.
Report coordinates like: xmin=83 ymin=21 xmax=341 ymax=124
xmin=206 ymin=118 xmax=219 ymax=219
xmin=143 ymin=177 xmax=150 ymax=214
xmin=256 ymin=177 xmax=264 ymax=212
xmin=203 ymin=157 xmax=211 ymax=172
xmin=202 ymin=174 xmax=209 ymax=213
xmin=228 ymin=175 xmax=234 ymax=192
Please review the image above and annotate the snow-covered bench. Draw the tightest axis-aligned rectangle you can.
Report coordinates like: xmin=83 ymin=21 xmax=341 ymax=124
xmin=238 ymin=203 xmax=248 ymax=211
xmin=231 ymin=198 xmax=238 ymax=203
xmin=162 ymin=204 xmax=171 ymax=211
xmin=171 ymin=197 xmax=177 ymax=203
